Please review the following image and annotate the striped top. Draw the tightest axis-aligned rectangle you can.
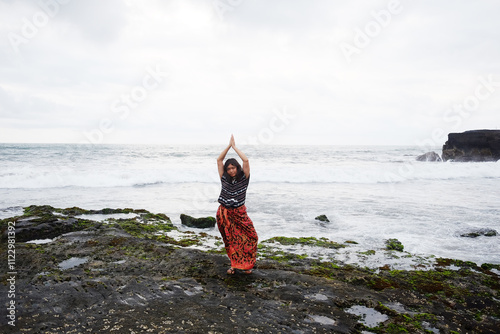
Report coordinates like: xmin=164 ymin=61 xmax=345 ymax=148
xmin=218 ymin=174 xmax=250 ymax=208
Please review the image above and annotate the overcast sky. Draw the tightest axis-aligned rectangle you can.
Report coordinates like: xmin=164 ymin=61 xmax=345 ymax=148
xmin=0 ymin=0 xmax=499 ymax=146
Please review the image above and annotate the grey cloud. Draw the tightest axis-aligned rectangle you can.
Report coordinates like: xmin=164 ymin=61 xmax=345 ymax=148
xmin=1 ymin=1 xmax=500 ymax=144
xmin=57 ymin=0 xmax=129 ymax=44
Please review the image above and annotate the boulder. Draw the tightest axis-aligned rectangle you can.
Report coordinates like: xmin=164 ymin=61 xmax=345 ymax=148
xmin=442 ymin=130 xmax=500 ymax=161
xmin=416 ymin=152 xmax=442 ymax=162
xmin=180 ymin=214 xmax=216 ymax=228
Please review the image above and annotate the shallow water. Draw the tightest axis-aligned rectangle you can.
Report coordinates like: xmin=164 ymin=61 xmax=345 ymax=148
xmin=58 ymin=257 xmax=89 ymax=270
xmin=26 ymin=239 xmax=54 ymax=244
xmin=345 ymin=305 xmax=389 ymax=328
xmin=308 ymin=314 xmax=336 ymax=325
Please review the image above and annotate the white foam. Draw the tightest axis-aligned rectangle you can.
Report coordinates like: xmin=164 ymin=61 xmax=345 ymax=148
xmin=1 ymin=145 xmax=499 ymax=189
xmin=0 ymin=206 xmax=24 ymax=219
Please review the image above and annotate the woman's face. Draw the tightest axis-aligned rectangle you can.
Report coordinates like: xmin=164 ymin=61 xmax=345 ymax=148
xmin=226 ymin=164 xmax=237 ymax=177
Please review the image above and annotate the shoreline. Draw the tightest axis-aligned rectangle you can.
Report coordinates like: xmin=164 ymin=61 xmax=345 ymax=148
xmin=1 ymin=205 xmax=499 ymax=333
xmin=2 ymin=203 xmax=498 ymax=270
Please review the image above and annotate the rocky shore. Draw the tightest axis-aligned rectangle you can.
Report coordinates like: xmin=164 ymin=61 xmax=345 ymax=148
xmin=1 ymin=206 xmax=499 ymax=333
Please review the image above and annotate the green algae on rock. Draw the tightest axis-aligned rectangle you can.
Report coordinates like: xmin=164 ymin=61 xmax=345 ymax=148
xmin=110 ymin=217 xmax=175 ymax=238
xmin=0 ymin=205 xmax=175 ymax=243
xmin=315 ymin=215 xmax=330 ymax=222
xmin=385 ymin=238 xmax=404 ymax=251
xmin=262 ymin=236 xmax=346 ymax=249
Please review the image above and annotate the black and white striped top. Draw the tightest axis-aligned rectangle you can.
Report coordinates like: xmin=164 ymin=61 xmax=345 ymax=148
xmin=218 ymin=174 xmax=250 ymax=208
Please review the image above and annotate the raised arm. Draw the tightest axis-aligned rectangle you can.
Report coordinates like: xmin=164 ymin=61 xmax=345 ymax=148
xmin=231 ymin=136 xmax=250 ymax=178
xmin=217 ymin=139 xmax=232 ymax=178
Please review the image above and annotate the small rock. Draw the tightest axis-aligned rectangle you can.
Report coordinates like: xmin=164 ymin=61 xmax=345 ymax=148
xmin=460 ymin=228 xmax=498 ymax=238
xmin=180 ymin=214 xmax=216 ymax=228
xmin=315 ymin=215 xmax=329 ymax=222
xmin=416 ymin=152 xmax=442 ymax=162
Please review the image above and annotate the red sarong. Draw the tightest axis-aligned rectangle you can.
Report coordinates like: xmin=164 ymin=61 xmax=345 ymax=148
xmin=216 ymin=205 xmax=258 ymax=270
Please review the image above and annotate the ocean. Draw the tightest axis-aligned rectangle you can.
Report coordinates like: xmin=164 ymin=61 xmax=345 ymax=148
xmin=1 ymin=143 xmax=499 ymax=267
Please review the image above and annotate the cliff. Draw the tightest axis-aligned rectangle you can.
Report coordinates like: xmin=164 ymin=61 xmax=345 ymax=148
xmin=442 ymin=130 xmax=500 ymax=161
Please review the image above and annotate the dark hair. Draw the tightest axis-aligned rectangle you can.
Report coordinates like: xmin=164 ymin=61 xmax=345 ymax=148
xmin=223 ymin=158 xmax=244 ymax=181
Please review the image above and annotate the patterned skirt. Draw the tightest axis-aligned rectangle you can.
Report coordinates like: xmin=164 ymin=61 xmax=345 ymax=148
xmin=216 ymin=205 xmax=258 ymax=270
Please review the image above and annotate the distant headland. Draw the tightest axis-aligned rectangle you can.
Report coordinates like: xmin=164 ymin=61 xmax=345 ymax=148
xmin=442 ymin=129 xmax=500 ymax=162
xmin=418 ymin=130 xmax=500 ymax=162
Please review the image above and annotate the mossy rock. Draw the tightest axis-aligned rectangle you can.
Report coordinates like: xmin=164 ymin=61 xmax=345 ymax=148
xmin=315 ymin=215 xmax=330 ymax=222
xmin=180 ymin=214 xmax=216 ymax=228
xmin=115 ymin=218 xmax=175 ymax=237
xmin=262 ymin=236 xmax=345 ymax=249
xmin=23 ymin=205 xmax=58 ymax=216
xmin=58 ymin=207 xmax=90 ymax=216
xmin=385 ymin=238 xmax=404 ymax=251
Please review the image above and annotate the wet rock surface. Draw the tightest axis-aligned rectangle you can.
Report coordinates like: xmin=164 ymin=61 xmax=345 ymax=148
xmin=1 ymin=206 xmax=499 ymax=333
xmin=180 ymin=214 xmax=216 ymax=228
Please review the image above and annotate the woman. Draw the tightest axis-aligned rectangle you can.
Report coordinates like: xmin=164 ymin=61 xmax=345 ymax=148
xmin=216 ymin=135 xmax=258 ymax=275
